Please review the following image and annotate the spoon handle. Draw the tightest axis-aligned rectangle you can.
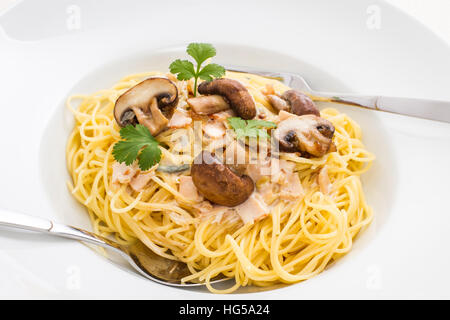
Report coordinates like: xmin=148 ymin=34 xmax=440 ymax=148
xmin=0 ymin=208 xmax=122 ymax=252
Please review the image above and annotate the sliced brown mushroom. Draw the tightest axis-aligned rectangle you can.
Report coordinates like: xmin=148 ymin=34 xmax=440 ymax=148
xmin=268 ymin=90 xmax=319 ymax=117
xmin=187 ymin=95 xmax=230 ymax=115
xmin=194 ymin=78 xmax=256 ymax=119
xmin=267 ymin=95 xmax=289 ymax=112
xmin=114 ymin=77 xmax=178 ymax=135
xmin=191 ymin=151 xmax=254 ymax=207
xmin=273 ymin=115 xmax=335 ymax=157
xmin=282 ymin=90 xmax=319 ymax=116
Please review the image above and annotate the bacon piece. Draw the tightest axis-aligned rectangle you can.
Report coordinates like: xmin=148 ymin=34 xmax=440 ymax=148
xmin=318 ymin=165 xmax=332 ymax=194
xmin=280 ymin=173 xmax=304 ymax=201
xmin=112 ymin=162 xmax=138 ymax=184
xmin=130 ymin=171 xmax=155 ymax=192
xmin=261 ymin=84 xmax=275 ymax=96
xmin=211 ymin=109 xmax=236 ymax=122
xmin=168 ymin=108 xmax=192 ymax=129
xmin=246 ymin=158 xmax=271 ymax=182
xmin=277 ymin=110 xmax=296 ymax=122
xmin=235 ymin=193 xmax=269 ymax=224
xmin=179 ymin=176 xmax=202 ymax=201
xmin=203 ymin=120 xmax=226 ymax=139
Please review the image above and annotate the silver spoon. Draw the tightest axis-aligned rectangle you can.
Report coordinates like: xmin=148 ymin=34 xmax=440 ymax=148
xmin=0 ymin=208 xmax=226 ymax=287
xmin=226 ymin=65 xmax=450 ymax=123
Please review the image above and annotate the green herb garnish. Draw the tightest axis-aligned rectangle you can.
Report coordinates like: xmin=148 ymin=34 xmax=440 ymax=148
xmin=169 ymin=43 xmax=225 ymax=96
xmin=227 ymin=117 xmax=277 ymax=140
xmin=112 ymin=124 xmax=161 ymax=171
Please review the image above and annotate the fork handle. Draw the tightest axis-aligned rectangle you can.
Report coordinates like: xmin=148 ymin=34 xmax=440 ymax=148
xmin=225 ymin=65 xmax=450 ymax=123
xmin=0 ymin=208 xmax=120 ymax=251
xmin=313 ymin=92 xmax=450 ymax=123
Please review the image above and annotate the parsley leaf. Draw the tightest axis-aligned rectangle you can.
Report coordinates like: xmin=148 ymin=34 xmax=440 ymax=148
xmin=169 ymin=43 xmax=225 ymax=96
xmin=227 ymin=117 xmax=246 ymax=130
xmin=169 ymin=59 xmax=196 ymax=80
xmin=198 ymin=63 xmax=226 ymax=81
xmin=227 ymin=117 xmax=277 ymax=140
xmin=112 ymin=125 xmax=161 ymax=171
xmin=186 ymin=43 xmax=217 ymax=66
xmin=138 ymin=140 xmax=161 ymax=171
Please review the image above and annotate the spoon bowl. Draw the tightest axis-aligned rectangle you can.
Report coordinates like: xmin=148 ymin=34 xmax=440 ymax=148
xmin=0 ymin=208 xmax=228 ymax=287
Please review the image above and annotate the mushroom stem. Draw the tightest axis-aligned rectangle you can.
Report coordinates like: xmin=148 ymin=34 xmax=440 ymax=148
xmin=187 ymin=95 xmax=230 ymax=115
xmin=132 ymin=98 xmax=169 ymax=136
xmin=267 ymin=95 xmax=289 ymax=112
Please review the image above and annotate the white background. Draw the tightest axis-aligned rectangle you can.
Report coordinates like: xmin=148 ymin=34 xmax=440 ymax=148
xmin=1 ymin=0 xmax=449 ymax=46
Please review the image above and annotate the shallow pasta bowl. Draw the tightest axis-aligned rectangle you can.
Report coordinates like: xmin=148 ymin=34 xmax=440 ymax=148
xmin=37 ymin=44 xmax=397 ymax=295
xmin=1 ymin=0 xmax=450 ymax=298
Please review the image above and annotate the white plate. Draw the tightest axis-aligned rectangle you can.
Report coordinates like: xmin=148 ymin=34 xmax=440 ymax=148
xmin=0 ymin=0 xmax=449 ymax=299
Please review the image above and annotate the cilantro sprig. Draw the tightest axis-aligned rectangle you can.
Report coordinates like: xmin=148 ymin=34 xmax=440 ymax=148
xmin=112 ymin=125 xmax=161 ymax=171
xmin=169 ymin=43 xmax=225 ymax=96
xmin=227 ymin=117 xmax=277 ymax=140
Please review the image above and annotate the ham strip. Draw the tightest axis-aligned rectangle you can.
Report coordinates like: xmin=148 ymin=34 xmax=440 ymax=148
xmin=318 ymin=165 xmax=332 ymax=194
xmin=130 ymin=171 xmax=155 ymax=192
xmin=277 ymin=110 xmax=296 ymax=122
xmin=203 ymin=120 xmax=226 ymax=139
xmin=179 ymin=176 xmax=202 ymax=201
xmin=112 ymin=162 xmax=138 ymax=184
xmin=168 ymin=108 xmax=192 ymax=129
xmin=280 ymin=173 xmax=304 ymax=201
xmin=235 ymin=193 xmax=269 ymax=224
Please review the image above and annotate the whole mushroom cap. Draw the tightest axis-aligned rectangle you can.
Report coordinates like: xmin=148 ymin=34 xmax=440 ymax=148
xmin=191 ymin=151 xmax=255 ymax=207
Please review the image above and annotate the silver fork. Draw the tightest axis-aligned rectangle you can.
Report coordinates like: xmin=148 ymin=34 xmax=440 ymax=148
xmin=226 ymin=65 xmax=450 ymax=123
xmin=0 ymin=208 xmax=227 ymax=287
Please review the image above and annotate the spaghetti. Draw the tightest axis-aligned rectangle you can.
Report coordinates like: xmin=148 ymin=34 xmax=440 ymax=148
xmin=66 ymin=71 xmax=374 ymax=293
